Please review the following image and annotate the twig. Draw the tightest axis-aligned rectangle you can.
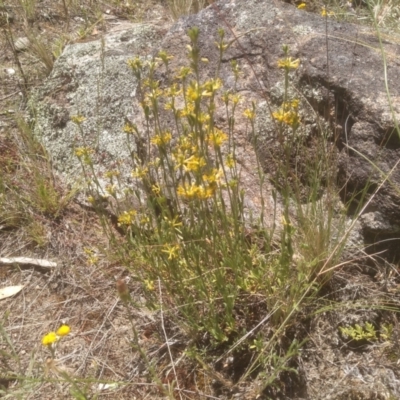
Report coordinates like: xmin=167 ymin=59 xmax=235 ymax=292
xmin=179 ymin=388 xmax=222 ymax=399
xmin=158 ymin=278 xmax=183 ymax=400
xmin=0 ymin=91 xmax=19 ymax=102
xmin=0 ymin=257 xmax=57 ymax=268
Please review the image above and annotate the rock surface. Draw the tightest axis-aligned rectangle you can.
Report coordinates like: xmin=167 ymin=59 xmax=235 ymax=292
xmin=30 ymin=21 xmax=167 ymax=190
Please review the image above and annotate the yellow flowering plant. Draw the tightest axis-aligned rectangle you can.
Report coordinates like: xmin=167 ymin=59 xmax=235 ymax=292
xmin=74 ymin=26 xmax=345 ymax=393
xmin=41 ymin=324 xmax=71 ymax=357
xmin=42 ymin=324 xmax=71 ymax=346
xmin=112 ymin=27 xmax=255 ymax=344
xmin=42 ymin=331 xmax=58 ymax=346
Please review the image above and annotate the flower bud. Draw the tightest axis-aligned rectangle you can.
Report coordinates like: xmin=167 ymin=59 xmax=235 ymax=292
xmin=116 ymin=279 xmax=131 ymax=304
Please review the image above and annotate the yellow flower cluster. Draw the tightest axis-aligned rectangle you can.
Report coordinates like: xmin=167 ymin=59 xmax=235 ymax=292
xmin=202 ymin=78 xmax=222 ymax=96
xmin=74 ymin=146 xmax=94 ymax=165
xmin=321 ymin=7 xmax=335 ymax=17
xmin=243 ymin=108 xmax=256 ymax=121
xmin=42 ymin=325 xmax=71 ymax=346
xmin=74 ymin=147 xmax=93 ymax=158
xmin=182 ymin=154 xmax=206 ymax=172
xmin=117 ymin=210 xmax=137 ymax=226
xmin=177 ymin=183 xmax=215 ymax=200
xmin=151 ymin=131 xmax=172 ymax=147
xmin=131 ymin=165 xmax=149 ymax=179
xmin=83 ymin=247 xmax=99 ymax=265
xmin=203 ymin=168 xmax=223 ymax=184
xmin=162 ymin=244 xmax=180 ymax=260
xmin=42 ymin=332 xmax=57 ymax=346
xmin=151 ymin=184 xmax=161 ymax=196
xmin=123 ymin=121 xmax=138 ymax=135
xmin=272 ymin=99 xmax=300 ymax=128
xmin=223 ymin=92 xmax=241 ymax=106
xmin=157 ymin=50 xmax=174 ymax=65
xmin=105 ymin=184 xmax=117 ymax=196
xmin=207 ymin=129 xmax=228 ymax=148
xmin=185 ymin=79 xmax=222 ymax=103
xmin=225 ymin=153 xmax=236 ymax=169
xmin=127 ymin=57 xmax=143 ymax=73
xmin=277 ymin=57 xmax=300 ymax=70
xmin=125 ymin=49 xmax=235 ymax=208
xmin=70 ymin=115 xmax=86 ymax=125
xmin=163 ymin=83 xmax=181 ymax=98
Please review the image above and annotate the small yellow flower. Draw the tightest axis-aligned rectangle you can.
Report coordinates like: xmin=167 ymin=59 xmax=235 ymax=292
xmin=144 ymin=279 xmax=155 ymax=291
xmin=197 ymin=112 xmax=210 ymax=125
xmin=172 ymin=150 xmax=186 ymax=169
xmin=180 ymin=103 xmax=195 ymax=118
xmin=56 ymin=325 xmax=71 ymax=337
xmin=164 ymin=215 xmax=182 ymax=229
xmin=70 ymin=115 xmax=86 ymax=125
xmin=84 ymin=247 xmax=99 ymax=265
xmin=147 ymin=88 xmax=163 ymax=102
xmin=164 ymin=101 xmax=175 ymax=111
xmin=197 ymin=185 xmax=215 ymax=199
xmin=186 ymin=81 xmax=201 ymax=102
xmin=74 ymin=147 xmax=93 ymax=158
xmin=321 ymin=7 xmax=335 ymax=16
xmin=123 ymin=122 xmax=137 ymax=135
xmin=225 ymin=153 xmax=236 ymax=168
xmin=202 ymin=168 xmax=223 ymax=184
xmin=151 ymin=184 xmax=161 ymax=196
xmin=87 ymin=195 xmax=96 ymax=204
xmin=277 ymin=57 xmax=300 ymax=70
xmin=164 ymin=83 xmax=181 ymax=98
xmin=183 ymin=155 xmax=206 ymax=172
xmin=297 ymin=2 xmax=306 ymax=9
xmin=131 ymin=166 xmax=149 ymax=179
xmin=215 ymin=41 xmax=228 ymax=52
xmin=232 ymin=94 xmax=241 ymax=105
xmin=151 ymin=131 xmax=172 ymax=147
xmin=176 ymin=66 xmax=191 ymax=80
xmin=202 ymin=78 xmax=222 ymax=96
xmin=177 ymin=183 xmax=214 ymax=200
xmin=157 ymin=50 xmax=174 ymax=64
xmin=42 ymin=332 xmax=58 ymax=346
xmin=243 ymin=108 xmax=256 ymax=120
xmin=177 ymin=183 xmax=200 ymax=200
xmin=162 ymin=245 xmax=180 ymax=260
xmin=140 ymin=215 xmax=150 ymax=225
xmin=207 ymin=129 xmax=228 ymax=147
xmin=127 ymin=57 xmax=143 ymax=73
xmin=283 ymin=111 xmax=300 ymax=127
xmin=105 ymin=184 xmax=117 ymax=196
xmin=272 ymin=109 xmax=286 ymax=123
xmin=178 ymin=136 xmax=193 ymax=152
xmin=290 ymin=99 xmax=300 ymax=109
xmin=272 ymin=109 xmax=300 ymax=128
xmin=117 ymin=210 xmax=137 ymax=226
xmin=228 ymin=179 xmax=238 ymax=188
